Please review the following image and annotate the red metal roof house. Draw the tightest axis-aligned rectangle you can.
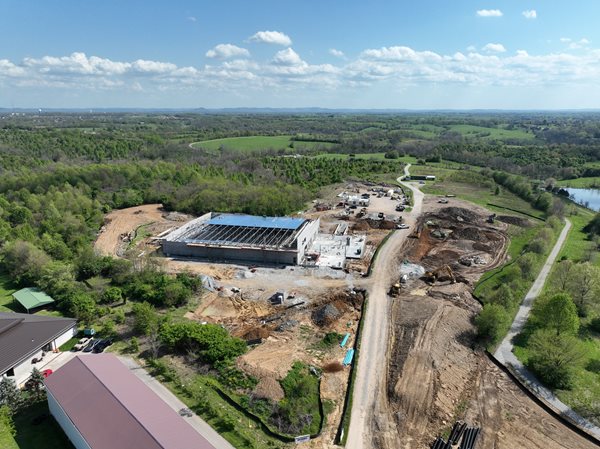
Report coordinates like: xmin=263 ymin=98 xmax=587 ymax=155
xmin=44 ymin=354 xmax=216 ymax=449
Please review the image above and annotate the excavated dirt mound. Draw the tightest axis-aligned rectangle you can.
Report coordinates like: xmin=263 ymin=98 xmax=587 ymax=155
xmin=312 ymin=303 xmax=342 ymax=327
xmin=435 ymin=207 xmax=481 ymax=224
xmin=253 ymin=376 xmax=285 ymax=402
xmin=450 ymin=227 xmax=493 ymax=242
xmin=242 ymin=327 xmax=271 ymax=341
xmin=353 ymin=220 xmax=370 ymax=231
xmin=421 ymin=249 xmax=462 ymax=267
xmin=497 ymin=215 xmax=532 ymax=227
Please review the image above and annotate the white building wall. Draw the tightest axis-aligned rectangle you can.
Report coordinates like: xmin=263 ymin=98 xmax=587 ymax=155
xmin=52 ymin=326 xmax=77 ymax=350
xmin=47 ymin=390 xmax=92 ymax=449
xmin=295 ymin=218 xmax=320 ymax=262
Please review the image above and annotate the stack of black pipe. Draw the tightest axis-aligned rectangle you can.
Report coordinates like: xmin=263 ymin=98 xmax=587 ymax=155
xmin=458 ymin=426 xmax=480 ymax=449
xmin=430 ymin=422 xmax=481 ymax=449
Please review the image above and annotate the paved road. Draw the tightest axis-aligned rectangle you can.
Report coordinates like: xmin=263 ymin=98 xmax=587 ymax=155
xmin=346 ymin=164 xmax=424 ymax=449
xmin=118 ymin=356 xmax=237 ymax=449
xmin=494 ymin=219 xmax=600 ymax=438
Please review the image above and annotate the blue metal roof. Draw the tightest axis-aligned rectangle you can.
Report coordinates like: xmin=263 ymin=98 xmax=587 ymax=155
xmin=207 ymin=214 xmax=305 ymax=230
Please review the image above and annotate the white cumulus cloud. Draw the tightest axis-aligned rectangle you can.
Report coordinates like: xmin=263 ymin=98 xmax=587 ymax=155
xmin=483 ymin=43 xmax=507 ymax=53
xmin=248 ymin=30 xmax=292 ymax=46
xmin=477 ymin=9 xmax=503 ymax=17
xmin=522 ymin=10 xmax=537 ymax=19
xmin=272 ymin=48 xmax=304 ymax=66
xmin=329 ymin=48 xmax=345 ymax=58
xmin=206 ymin=44 xmax=250 ymax=59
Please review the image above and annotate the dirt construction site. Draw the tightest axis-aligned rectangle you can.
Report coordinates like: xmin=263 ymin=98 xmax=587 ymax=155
xmin=370 ymin=196 xmax=597 ymax=449
xmin=93 ymin=187 xmax=598 ymax=449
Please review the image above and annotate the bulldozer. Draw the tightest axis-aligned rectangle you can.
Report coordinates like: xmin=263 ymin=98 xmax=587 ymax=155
xmin=423 ymin=265 xmax=456 ymax=285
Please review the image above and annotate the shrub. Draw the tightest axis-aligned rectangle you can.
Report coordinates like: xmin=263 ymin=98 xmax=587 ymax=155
xmin=475 ymin=303 xmax=510 ymax=344
xmin=527 ymin=329 xmax=586 ymax=389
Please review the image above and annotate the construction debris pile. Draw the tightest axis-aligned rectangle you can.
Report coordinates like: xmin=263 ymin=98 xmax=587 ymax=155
xmin=431 ymin=422 xmax=481 ymax=449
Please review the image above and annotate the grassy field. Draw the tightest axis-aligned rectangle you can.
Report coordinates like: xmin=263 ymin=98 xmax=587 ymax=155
xmin=447 ymin=124 xmax=535 ymax=140
xmin=13 ymin=402 xmax=73 ymax=449
xmin=559 ymin=204 xmax=598 ymax=265
xmin=419 ymin=169 xmax=545 ymax=220
xmin=0 ymin=273 xmax=17 ymax=313
xmin=556 ymin=177 xmax=600 ymax=188
xmin=191 ymin=135 xmax=337 ymax=153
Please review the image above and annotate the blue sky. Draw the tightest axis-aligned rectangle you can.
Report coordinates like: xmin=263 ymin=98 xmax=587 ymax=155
xmin=1 ymin=0 xmax=600 ymax=109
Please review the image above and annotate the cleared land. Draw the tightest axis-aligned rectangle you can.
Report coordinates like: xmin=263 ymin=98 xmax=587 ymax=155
xmin=94 ymin=204 xmax=191 ymax=257
xmin=368 ymin=197 xmax=595 ymax=449
xmin=190 ymin=135 xmax=338 ymax=153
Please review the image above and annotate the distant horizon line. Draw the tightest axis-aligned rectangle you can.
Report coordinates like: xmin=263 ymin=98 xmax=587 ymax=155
xmin=3 ymin=106 xmax=600 ymax=114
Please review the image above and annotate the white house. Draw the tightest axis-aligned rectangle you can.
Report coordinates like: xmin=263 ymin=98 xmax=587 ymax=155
xmin=0 ymin=312 xmax=77 ymax=386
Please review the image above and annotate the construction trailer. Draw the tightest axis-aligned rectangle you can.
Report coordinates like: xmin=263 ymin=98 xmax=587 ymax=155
xmin=161 ymin=213 xmax=320 ymax=266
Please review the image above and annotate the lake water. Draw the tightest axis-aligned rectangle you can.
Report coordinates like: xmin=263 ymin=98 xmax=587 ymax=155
xmin=565 ymin=188 xmax=600 ymax=212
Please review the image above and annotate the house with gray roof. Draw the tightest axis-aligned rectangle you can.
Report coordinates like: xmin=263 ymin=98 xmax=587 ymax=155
xmin=0 ymin=312 xmax=77 ymax=386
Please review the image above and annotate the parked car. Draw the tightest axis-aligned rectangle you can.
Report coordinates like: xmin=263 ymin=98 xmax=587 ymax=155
xmin=72 ymin=337 xmax=91 ymax=352
xmin=82 ymin=339 xmax=100 ymax=353
xmin=93 ymin=338 xmax=113 ymax=353
xmin=396 ymin=223 xmax=410 ymax=229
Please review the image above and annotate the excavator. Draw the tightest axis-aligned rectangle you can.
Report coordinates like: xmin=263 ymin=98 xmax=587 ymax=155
xmin=423 ymin=265 xmax=456 ymax=285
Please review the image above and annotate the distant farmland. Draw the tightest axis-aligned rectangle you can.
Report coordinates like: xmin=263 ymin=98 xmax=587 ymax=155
xmin=190 ymin=135 xmax=338 ymax=153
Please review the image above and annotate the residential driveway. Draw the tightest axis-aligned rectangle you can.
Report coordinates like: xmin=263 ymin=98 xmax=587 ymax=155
xmin=118 ymin=356 xmax=236 ymax=449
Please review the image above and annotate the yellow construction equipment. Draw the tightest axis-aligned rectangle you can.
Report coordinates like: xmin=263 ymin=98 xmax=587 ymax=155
xmin=423 ymin=265 xmax=456 ymax=284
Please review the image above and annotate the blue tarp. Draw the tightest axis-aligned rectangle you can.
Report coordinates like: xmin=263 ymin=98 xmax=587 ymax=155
xmin=340 ymin=333 xmax=350 ymax=348
xmin=208 ymin=214 xmax=305 ymax=230
xmin=343 ymin=348 xmax=355 ymax=366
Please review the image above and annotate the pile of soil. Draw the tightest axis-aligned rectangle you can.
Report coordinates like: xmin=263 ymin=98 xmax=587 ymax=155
xmin=436 ymin=207 xmax=480 ymax=224
xmin=312 ymin=303 xmax=342 ymax=327
xmin=353 ymin=220 xmax=370 ymax=231
xmin=422 ymin=249 xmax=462 ymax=267
xmin=242 ymin=327 xmax=270 ymax=341
xmin=253 ymin=376 xmax=285 ymax=402
xmin=322 ymin=361 xmax=344 ymax=373
xmin=365 ymin=218 xmax=397 ymax=230
xmin=451 ymin=227 xmax=490 ymax=242
xmin=497 ymin=215 xmax=532 ymax=227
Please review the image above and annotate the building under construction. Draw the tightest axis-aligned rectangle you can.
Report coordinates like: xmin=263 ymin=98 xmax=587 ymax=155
xmin=161 ymin=213 xmax=320 ymax=265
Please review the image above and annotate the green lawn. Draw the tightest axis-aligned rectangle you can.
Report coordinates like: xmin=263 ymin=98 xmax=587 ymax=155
xmin=13 ymin=402 xmax=74 ymax=449
xmin=556 ymin=177 xmax=600 ymax=188
xmin=191 ymin=135 xmax=337 ymax=153
xmin=58 ymin=337 xmax=80 ymax=352
xmin=0 ymin=273 xmax=17 ymax=313
xmin=559 ymin=205 xmax=598 ymax=265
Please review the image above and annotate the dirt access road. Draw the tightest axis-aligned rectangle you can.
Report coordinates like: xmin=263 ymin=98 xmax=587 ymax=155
xmin=346 ymin=164 xmax=424 ymax=449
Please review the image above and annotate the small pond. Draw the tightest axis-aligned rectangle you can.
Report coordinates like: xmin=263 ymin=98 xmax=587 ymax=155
xmin=564 ymin=188 xmax=600 ymax=212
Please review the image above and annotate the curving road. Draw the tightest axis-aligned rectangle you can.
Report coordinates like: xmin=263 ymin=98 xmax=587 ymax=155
xmin=345 ymin=164 xmax=424 ymax=449
xmin=494 ymin=218 xmax=600 ymax=438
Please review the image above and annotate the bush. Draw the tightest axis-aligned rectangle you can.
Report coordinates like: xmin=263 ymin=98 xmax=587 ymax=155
xmin=475 ymin=303 xmax=510 ymax=344
xmin=159 ymin=322 xmax=247 ymax=364
xmin=527 ymin=329 xmax=586 ymax=389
